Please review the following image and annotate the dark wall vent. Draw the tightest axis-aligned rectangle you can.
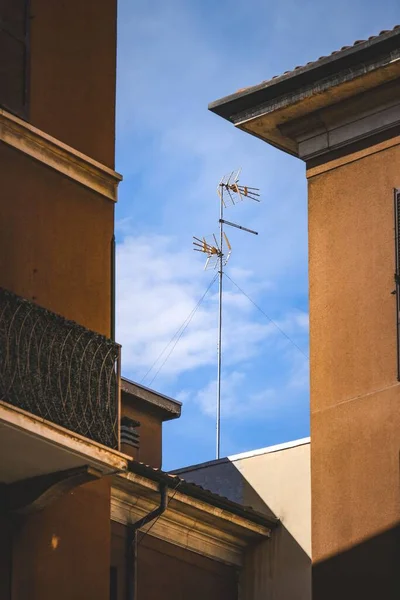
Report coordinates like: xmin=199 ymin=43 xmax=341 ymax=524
xmin=120 ymin=417 xmax=140 ymax=449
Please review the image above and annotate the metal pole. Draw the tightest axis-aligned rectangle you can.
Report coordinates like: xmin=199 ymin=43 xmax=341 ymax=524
xmin=216 ymin=190 xmax=223 ymax=459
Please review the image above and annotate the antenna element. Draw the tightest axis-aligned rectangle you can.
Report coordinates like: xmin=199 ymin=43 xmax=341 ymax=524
xmin=193 ymin=169 xmax=260 ymax=459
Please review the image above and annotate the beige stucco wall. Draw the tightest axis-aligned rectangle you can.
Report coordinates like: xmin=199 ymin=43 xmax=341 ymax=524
xmin=233 ymin=440 xmax=311 ymax=557
xmin=175 ymin=439 xmax=311 ymax=600
xmin=232 ymin=440 xmax=311 ymax=600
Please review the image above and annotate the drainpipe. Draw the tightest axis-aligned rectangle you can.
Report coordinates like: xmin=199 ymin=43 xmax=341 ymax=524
xmin=126 ymin=483 xmax=168 ymax=600
xmin=110 ymin=234 xmax=116 ymax=341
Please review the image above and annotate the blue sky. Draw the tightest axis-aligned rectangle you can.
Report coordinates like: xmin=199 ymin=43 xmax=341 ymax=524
xmin=115 ymin=0 xmax=400 ymax=470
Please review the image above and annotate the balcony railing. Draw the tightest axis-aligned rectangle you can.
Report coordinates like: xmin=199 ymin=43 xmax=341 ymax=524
xmin=0 ymin=288 xmax=120 ymax=449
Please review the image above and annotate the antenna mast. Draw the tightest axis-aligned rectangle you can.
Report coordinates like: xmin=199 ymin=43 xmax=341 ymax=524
xmin=193 ymin=169 xmax=260 ymax=458
xmin=217 ymin=180 xmax=224 ymax=461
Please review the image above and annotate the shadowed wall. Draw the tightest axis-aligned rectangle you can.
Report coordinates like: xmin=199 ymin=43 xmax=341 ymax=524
xmin=111 ymin=521 xmax=238 ymax=600
xmin=12 ymin=479 xmax=111 ymax=600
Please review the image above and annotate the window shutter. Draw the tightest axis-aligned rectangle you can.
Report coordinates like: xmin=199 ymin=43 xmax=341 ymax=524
xmin=0 ymin=0 xmax=29 ymax=119
xmin=394 ymin=189 xmax=400 ymax=380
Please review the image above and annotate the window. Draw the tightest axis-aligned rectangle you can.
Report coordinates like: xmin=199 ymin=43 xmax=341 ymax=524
xmin=0 ymin=0 xmax=30 ymax=118
xmin=394 ymin=188 xmax=400 ymax=380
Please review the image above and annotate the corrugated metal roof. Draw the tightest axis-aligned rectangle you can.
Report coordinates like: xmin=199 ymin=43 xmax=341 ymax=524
xmin=127 ymin=459 xmax=279 ymax=529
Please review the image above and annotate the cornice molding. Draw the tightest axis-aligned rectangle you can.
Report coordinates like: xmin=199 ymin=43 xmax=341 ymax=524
xmin=117 ymin=470 xmax=272 ymax=535
xmin=111 ymin=474 xmax=271 ymax=566
xmin=0 ymin=109 xmax=122 ymax=202
xmin=306 ymin=134 xmax=400 ymax=178
xmin=284 ymin=94 xmax=400 ymax=161
xmin=112 ymin=487 xmax=245 ymax=566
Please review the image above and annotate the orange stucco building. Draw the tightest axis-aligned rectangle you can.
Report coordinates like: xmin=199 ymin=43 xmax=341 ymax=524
xmin=1 ymin=2 xmax=121 ymax=598
xmin=210 ymin=25 xmax=400 ymax=600
xmin=0 ymin=3 xmax=279 ymax=599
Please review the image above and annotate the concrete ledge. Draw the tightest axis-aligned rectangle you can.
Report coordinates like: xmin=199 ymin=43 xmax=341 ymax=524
xmin=0 ymin=109 xmax=122 ymax=202
xmin=0 ymin=401 xmax=129 ymax=483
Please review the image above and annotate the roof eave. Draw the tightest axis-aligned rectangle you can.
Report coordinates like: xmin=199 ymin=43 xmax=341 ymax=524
xmin=121 ymin=378 xmax=182 ymax=422
xmin=209 ymin=27 xmax=400 ymax=120
xmin=209 ymin=28 xmax=400 ymax=157
xmin=126 ymin=459 xmax=278 ymax=531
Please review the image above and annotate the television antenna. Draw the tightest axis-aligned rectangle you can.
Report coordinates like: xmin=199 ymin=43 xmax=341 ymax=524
xmin=193 ymin=168 xmax=260 ymax=459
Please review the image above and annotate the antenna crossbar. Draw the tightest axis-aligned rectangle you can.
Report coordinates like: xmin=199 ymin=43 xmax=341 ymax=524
xmin=220 ymin=219 xmax=258 ymax=236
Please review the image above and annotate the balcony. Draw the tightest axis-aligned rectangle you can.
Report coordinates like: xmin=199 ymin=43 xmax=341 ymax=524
xmin=0 ymin=287 xmax=120 ymax=450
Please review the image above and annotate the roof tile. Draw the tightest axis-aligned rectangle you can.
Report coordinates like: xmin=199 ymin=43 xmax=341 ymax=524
xmin=260 ymin=25 xmax=400 ymax=88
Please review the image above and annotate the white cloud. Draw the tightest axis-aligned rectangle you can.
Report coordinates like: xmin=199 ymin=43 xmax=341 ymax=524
xmin=116 ymin=232 xmax=309 ymax=392
xmin=114 ymin=0 xmax=400 ymax=464
xmin=116 ymin=233 xmax=272 ymax=381
xmin=184 ymin=363 xmax=306 ymax=421
xmin=115 ymin=0 xmax=311 ymax=461
xmin=189 ymin=371 xmax=277 ymax=419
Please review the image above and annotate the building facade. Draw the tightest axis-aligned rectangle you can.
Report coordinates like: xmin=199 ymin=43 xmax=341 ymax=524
xmin=0 ymin=3 xmax=281 ymax=599
xmin=1 ymin=1 xmax=122 ymax=598
xmin=120 ymin=378 xmax=182 ymax=468
xmin=209 ymin=25 xmax=400 ymax=600
xmin=175 ymin=438 xmax=311 ymax=600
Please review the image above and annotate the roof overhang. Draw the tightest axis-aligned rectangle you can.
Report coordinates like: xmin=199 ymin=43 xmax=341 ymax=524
xmin=209 ymin=28 xmax=400 ymax=158
xmin=121 ymin=378 xmax=181 ymax=422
